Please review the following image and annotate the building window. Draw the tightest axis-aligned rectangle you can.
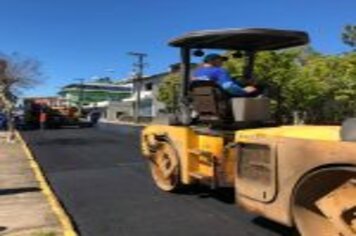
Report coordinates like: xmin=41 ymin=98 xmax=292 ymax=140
xmin=145 ymin=82 xmax=153 ymax=91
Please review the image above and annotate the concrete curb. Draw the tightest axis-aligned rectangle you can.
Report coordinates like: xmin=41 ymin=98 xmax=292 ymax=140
xmin=15 ymin=131 xmax=78 ymax=236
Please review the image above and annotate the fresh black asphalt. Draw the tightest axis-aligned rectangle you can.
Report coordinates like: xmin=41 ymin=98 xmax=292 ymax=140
xmin=21 ymin=123 xmax=296 ymax=236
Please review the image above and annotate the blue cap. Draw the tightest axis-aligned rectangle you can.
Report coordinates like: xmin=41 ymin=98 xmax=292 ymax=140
xmin=203 ymin=53 xmax=227 ymax=62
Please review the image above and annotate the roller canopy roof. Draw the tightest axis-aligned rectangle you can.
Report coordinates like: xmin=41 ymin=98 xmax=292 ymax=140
xmin=169 ymin=28 xmax=309 ymax=51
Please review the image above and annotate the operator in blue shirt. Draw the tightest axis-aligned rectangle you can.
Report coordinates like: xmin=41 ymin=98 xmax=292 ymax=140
xmin=192 ymin=53 xmax=258 ymax=97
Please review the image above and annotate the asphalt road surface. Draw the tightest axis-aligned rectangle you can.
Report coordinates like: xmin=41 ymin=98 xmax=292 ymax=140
xmin=21 ymin=123 xmax=296 ymax=236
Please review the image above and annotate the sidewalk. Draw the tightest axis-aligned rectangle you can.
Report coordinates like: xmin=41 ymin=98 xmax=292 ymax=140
xmin=0 ymin=132 xmax=63 ymax=236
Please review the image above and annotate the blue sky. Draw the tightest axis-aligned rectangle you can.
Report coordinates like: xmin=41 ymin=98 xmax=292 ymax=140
xmin=0 ymin=0 xmax=355 ymax=97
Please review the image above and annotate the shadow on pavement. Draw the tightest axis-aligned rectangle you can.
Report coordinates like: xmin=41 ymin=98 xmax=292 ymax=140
xmin=0 ymin=187 xmax=40 ymax=196
xmin=175 ymin=185 xmax=236 ymax=204
xmin=176 ymin=185 xmax=297 ymax=235
xmin=253 ymin=217 xmax=298 ymax=236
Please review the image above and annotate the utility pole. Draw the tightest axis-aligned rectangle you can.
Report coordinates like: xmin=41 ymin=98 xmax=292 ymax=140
xmin=128 ymin=52 xmax=147 ymax=123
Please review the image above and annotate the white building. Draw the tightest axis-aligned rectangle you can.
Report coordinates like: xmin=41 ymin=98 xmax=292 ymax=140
xmin=120 ymin=71 xmax=169 ymax=117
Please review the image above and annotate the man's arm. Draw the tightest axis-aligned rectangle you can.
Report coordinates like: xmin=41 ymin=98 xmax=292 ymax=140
xmin=215 ymin=68 xmax=247 ymax=96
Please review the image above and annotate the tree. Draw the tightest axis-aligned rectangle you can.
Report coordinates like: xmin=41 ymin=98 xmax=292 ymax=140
xmin=225 ymin=49 xmax=306 ymax=123
xmin=326 ymin=53 xmax=356 ymax=120
xmin=157 ymin=73 xmax=181 ymax=113
xmin=224 ymin=47 xmax=349 ymax=124
xmin=0 ymin=52 xmax=43 ymax=140
xmin=342 ymin=24 xmax=356 ymax=51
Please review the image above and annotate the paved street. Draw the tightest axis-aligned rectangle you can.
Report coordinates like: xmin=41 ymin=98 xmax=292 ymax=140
xmin=21 ymin=124 xmax=296 ymax=236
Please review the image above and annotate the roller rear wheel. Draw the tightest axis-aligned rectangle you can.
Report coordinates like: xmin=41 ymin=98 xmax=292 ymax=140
xmin=149 ymin=141 xmax=181 ymax=192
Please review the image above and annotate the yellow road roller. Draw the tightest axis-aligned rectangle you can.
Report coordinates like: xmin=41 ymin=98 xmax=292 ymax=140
xmin=141 ymin=28 xmax=356 ymax=236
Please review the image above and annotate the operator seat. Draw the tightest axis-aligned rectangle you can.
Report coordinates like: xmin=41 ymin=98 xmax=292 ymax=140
xmin=189 ymin=80 xmax=270 ymax=125
xmin=189 ymin=80 xmax=233 ymax=123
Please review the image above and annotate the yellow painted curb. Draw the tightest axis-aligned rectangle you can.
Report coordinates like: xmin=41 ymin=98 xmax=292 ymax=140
xmin=15 ymin=131 xmax=78 ymax=236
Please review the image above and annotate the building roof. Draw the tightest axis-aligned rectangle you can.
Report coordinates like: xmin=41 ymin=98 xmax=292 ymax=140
xmin=169 ymin=28 xmax=309 ymax=50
